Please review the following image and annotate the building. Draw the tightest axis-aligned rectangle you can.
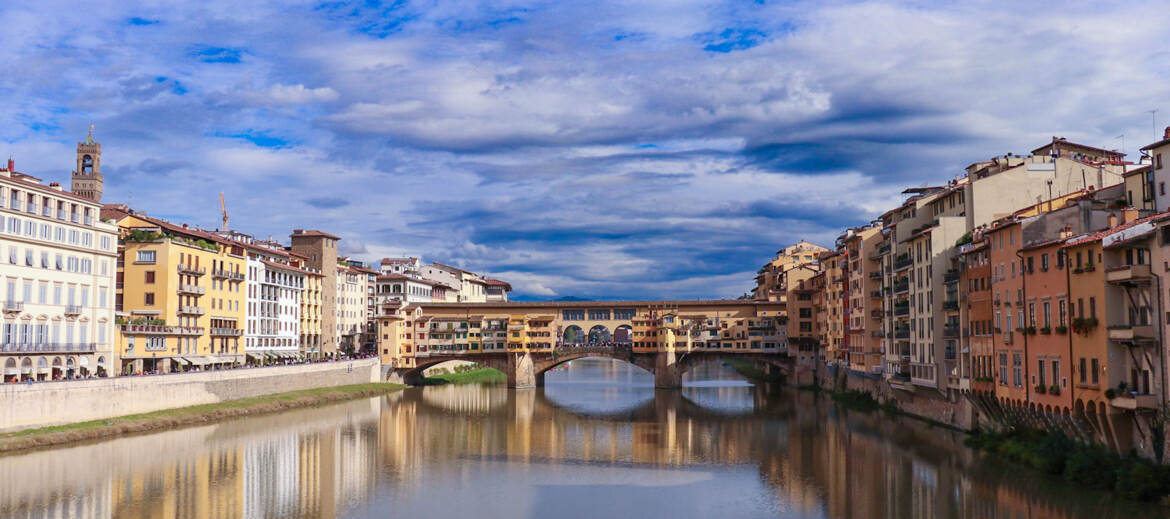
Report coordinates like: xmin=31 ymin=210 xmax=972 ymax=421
xmin=214 ymin=231 xmax=311 ymax=362
xmin=958 ymin=236 xmax=993 ymax=395
xmin=104 ymin=206 xmax=247 ymax=374
xmin=379 ymin=257 xmax=420 ymax=277
xmin=336 ymin=264 xmax=368 ymax=354
xmin=289 ymin=230 xmax=340 ymax=357
xmin=841 ymin=225 xmax=884 ymax=375
xmin=298 ymin=263 xmax=324 ymax=358
xmin=753 ymin=240 xmax=829 ymax=301
xmin=0 ymin=151 xmax=118 ymax=381
xmin=1140 ymin=127 xmax=1170 ymax=213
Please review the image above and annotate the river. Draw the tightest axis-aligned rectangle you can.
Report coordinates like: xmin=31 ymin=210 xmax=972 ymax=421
xmin=0 ymin=359 xmax=1162 ymax=518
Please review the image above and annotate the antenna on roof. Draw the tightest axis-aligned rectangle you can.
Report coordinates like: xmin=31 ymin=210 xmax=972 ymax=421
xmin=1148 ymin=109 xmax=1159 ymax=140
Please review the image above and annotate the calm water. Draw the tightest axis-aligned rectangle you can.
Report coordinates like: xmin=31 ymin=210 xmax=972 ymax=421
xmin=1 ymin=359 xmax=1163 ymax=519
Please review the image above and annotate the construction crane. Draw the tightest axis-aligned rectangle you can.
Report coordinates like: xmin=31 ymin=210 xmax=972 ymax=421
xmin=219 ymin=192 xmax=229 ymax=231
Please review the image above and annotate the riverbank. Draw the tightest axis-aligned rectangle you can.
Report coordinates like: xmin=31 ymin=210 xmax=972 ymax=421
xmin=723 ymin=359 xmax=785 ymax=383
xmin=0 ymin=382 xmax=404 ymax=454
xmin=966 ymin=428 xmax=1170 ymax=503
xmin=422 ymin=367 xmax=506 ymax=385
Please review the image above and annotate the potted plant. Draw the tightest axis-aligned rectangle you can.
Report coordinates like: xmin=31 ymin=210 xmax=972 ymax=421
xmin=1040 ymin=326 xmax=1051 ymax=334
xmin=1035 ymin=384 xmax=1047 ymax=394
xmin=1049 ymin=384 xmax=1060 ymax=395
xmin=1026 ymin=326 xmax=1037 ymax=335
xmin=1055 ymin=325 xmax=1067 ymax=334
xmin=1105 ymin=388 xmax=1117 ymax=399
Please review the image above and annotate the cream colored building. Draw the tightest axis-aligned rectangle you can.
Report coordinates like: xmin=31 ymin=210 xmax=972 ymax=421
xmin=336 ymin=264 xmax=367 ymax=354
xmin=753 ymin=240 xmax=829 ymax=301
xmin=0 ymin=153 xmax=118 ymax=381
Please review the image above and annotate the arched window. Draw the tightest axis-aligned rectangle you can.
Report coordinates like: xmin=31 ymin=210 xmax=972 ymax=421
xmin=82 ymin=155 xmax=94 ymax=174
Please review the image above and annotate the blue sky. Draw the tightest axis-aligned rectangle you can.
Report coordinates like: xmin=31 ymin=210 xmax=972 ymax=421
xmin=2 ymin=0 xmax=1170 ymax=300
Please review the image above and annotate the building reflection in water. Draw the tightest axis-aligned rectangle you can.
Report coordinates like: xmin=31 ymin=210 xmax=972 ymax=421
xmin=0 ymin=359 xmax=1163 ymax=518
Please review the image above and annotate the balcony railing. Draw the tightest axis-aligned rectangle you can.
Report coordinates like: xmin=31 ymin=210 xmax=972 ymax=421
xmin=213 ymin=269 xmax=245 ymax=281
xmin=893 ymin=257 xmax=912 ymax=272
xmin=210 ymin=327 xmax=244 ymax=336
xmin=893 ymin=282 xmax=910 ymax=295
xmin=893 ymin=305 xmax=910 ymax=317
xmin=0 ymin=342 xmax=97 ymax=353
xmin=943 ymin=300 xmax=959 ymax=311
xmin=870 ymin=290 xmax=882 ymax=298
xmin=1111 ymin=393 xmax=1158 ymax=411
xmin=178 ymin=305 xmax=206 ymax=315
xmin=1107 ymin=323 xmax=1156 ymax=342
xmin=943 ymin=269 xmax=960 ymax=284
xmin=64 ymin=305 xmax=82 ymax=315
xmin=894 ymin=328 xmax=911 ymax=339
xmin=178 ymin=264 xmax=207 ymax=276
xmin=1105 ymin=264 xmax=1152 ymax=284
xmin=177 ymin=284 xmax=206 ymax=295
xmin=3 ymin=301 xmax=23 ymax=313
xmin=120 ymin=324 xmax=203 ymax=335
xmin=943 ymin=325 xmax=960 ymax=338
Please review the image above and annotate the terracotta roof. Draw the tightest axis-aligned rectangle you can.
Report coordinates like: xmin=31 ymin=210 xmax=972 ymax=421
xmin=1140 ymin=135 xmax=1170 ymax=152
xmin=1063 ymin=212 xmax=1168 ymax=248
xmin=259 ymin=258 xmax=316 ymax=276
xmin=1031 ymin=137 xmax=1125 ymax=158
xmin=381 ymin=257 xmax=418 ymax=265
xmin=483 ymin=279 xmax=512 ymax=290
xmin=290 ymin=229 xmax=340 ymax=240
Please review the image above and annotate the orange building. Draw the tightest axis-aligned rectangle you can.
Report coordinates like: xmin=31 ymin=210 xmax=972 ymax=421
xmin=959 ymin=238 xmax=994 ymax=395
xmin=987 ymin=221 xmax=1027 ymax=404
xmin=1020 ymin=238 xmax=1072 ymax=412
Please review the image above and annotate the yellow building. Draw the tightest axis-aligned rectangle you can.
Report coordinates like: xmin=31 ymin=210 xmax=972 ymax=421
xmin=297 ymin=259 xmax=324 ymax=358
xmin=104 ymin=206 xmax=246 ymax=374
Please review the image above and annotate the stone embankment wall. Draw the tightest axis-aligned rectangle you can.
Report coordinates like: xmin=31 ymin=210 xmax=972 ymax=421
xmin=794 ymin=360 xmax=976 ymax=431
xmin=0 ymin=359 xmax=381 ymax=433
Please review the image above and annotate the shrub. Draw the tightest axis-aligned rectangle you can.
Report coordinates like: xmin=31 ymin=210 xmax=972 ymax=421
xmin=1064 ymin=447 xmax=1117 ymax=490
xmin=1114 ymin=460 xmax=1168 ymax=501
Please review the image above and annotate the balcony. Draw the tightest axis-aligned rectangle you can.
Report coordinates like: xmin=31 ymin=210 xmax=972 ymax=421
xmin=1110 ymin=393 xmax=1159 ymax=411
xmin=1107 ymin=324 xmax=1156 ymax=342
xmin=943 ymin=269 xmax=960 ymax=284
xmin=893 ymin=281 xmax=910 ymax=295
xmin=178 ymin=264 xmax=207 ymax=276
xmin=3 ymin=301 xmax=23 ymax=313
xmin=893 ymin=304 xmax=909 ymax=317
xmin=120 ymin=324 xmax=203 ymax=336
xmin=1105 ymin=264 xmax=1152 ymax=284
xmin=178 ymin=305 xmax=206 ymax=316
xmin=177 ymin=284 xmax=206 ymax=295
xmin=943 ymin=299 xmax=959 ymax=311
xmin=868 ymin=271 xmax=883 ymax=280
xmin=893 ymin=255 xmax=912 ymax=272
xmin=894 ymin=328 xmax=911 ymax=339
xmin=943 ymin=325 xmax=960 ymax=338
xmin=869 ymin=290 xmax=882 ymax=299
xmin=213 ymin=269 xmax=245 ymax=281
xmin=0 ymin=342 xmax=98 ymax=353
xmin=870 ymin=310 xmax=883 ymax=319
xmin=870 ymin=330 xmax=884 ymax=338
xmin=64 ymin=305 xmax=82 ymax=316
xmin=210 ymin=327 xmax=244 ymax=336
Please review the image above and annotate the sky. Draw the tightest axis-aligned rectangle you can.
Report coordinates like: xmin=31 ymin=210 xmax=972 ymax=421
xmin=2 ymin=1 xmax=1170 ymax=300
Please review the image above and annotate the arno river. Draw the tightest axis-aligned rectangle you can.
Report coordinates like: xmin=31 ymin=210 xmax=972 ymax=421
xmin=1 ymin=360 xmax=1163 ymax=518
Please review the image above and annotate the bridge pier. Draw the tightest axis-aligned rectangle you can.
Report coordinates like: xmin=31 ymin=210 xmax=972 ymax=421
xmin=508 ymin=352 xmax=538 ymax=389
xmin=654 ymin=351 xmax=683 ymax=389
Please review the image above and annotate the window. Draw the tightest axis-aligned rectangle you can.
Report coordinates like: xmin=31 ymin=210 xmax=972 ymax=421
xmin=1012 ymin=353 xmax=1023 ymax=387
xmin=1043 ymin=301 xmax=1051 ymax=328
xmin=1091 ymin=358 xmax=1100 ymax=385
xmin=1079 ymin=357 xmax=1087 ymax=384
xmin=145 ymin=271 xmax=155 ymax=284
xmin=144 ymin=292 xmax=155 ymax=306
xmin=999 ymin=353 xmax=1008 ymax=384
xmin=1040 ymin=254 xmax=1049 ymax=271
xmin=1038 ymin=359 xmax=1046 ymax=387
xmin=136 ymin=250 xmax=156 ymax=264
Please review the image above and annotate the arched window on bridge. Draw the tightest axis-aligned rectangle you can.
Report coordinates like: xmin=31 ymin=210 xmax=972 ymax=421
xmin=588 ymin=325 xmax=610 ymax=344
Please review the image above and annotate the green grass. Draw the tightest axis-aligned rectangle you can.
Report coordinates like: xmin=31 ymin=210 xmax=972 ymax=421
xmin=966 ymin=428 xmax=1170 ymax=502
xmin=723 ymin=359 xmax=785 ymax=383
xmin=421 ymin=368 xmax=506 ymax=385
xmin=0 ymin=382 xmax=404 ymax=452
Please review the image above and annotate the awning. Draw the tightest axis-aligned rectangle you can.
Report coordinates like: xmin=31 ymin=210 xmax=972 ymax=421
xmin=172 ymin=357 xmax=192 ymax=366
xmin=246 ymin=353 xmax=264 ymax=362
xmin=185 ymin=356 xmax=210 ymax=366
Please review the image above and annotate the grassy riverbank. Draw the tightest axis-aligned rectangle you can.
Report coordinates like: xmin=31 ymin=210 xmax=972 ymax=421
xmin=723 ymin=359 xmax=785 ymax=383
xmin=966 ymin=429 xmax=1170 ymax=502
xmin=422 ymin=367 xmax=506 ymax=385
xmin=0 ymin=382 xmax=404 ymax=454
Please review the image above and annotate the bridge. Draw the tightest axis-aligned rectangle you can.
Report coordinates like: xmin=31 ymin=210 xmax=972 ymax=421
xmin=375 ymin=299 xmax=792 ymax=388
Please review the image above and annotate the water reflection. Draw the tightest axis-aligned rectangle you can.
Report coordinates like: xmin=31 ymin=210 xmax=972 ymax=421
xmin=0 ymin=359 xmax=1162 ymax=518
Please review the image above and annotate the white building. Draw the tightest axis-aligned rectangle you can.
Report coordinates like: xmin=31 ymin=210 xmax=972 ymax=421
xmin=218 ymin=231 xmax=307 ymax=361
xmin=0 ymin=157 xmax=118 ymax=381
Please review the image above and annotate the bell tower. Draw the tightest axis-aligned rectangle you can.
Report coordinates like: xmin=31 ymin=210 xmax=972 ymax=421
xmin=71 ymin=124 xmax=103 ymax=202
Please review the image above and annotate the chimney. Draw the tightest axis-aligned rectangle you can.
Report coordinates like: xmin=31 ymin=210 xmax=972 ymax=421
xmin=48 ymin=182 xmax=62 ymax=191
xmin=6 ymin=156 xmax=12 ymax=172
xmin=1108 ymin=212 xmax=1119 ymax=228
xmin=1164 ymin=126 xmax=1170 ymax=140
xmin=1059 ymin=225 xmax=1073 ymax=239
xmin=1123 ymin=207 xmax=1140 ymax=224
